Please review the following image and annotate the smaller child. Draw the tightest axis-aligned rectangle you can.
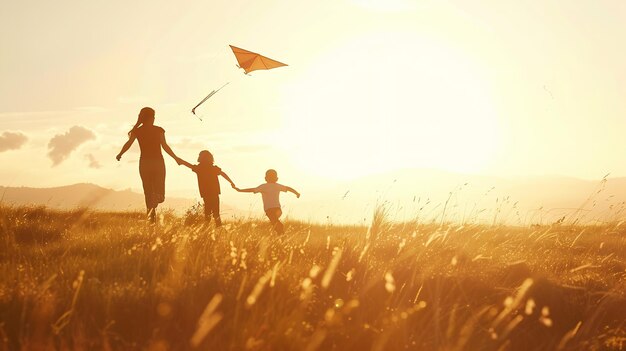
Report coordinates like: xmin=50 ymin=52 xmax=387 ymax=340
xmin=236 ymin=169 xmax=300 ymax=235
xmin=177 ymin=150 xmax=235 ymax=227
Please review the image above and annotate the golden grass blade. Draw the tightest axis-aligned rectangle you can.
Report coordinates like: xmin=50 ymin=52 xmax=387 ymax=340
xmin=190 ymin=294 xmax=223 ymax=347
xmin=556 ymin=321 xmax=582 ymax=350
xmin=321 ymin=249 xmax=342 ymax=289
xmin=246 ymin=270 xmax=272 ymax=307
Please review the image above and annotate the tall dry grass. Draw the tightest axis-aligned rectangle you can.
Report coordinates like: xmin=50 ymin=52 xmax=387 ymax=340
xmin=0 ymin=204 xmax=624 ymax=350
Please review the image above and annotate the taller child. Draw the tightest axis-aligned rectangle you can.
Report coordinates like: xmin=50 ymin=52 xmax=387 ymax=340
xmin=178 ymin=150 xmax=236 ymax=227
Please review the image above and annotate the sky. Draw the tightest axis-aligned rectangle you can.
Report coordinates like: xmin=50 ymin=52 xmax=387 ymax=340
xmin=1 ymin=0 xmax=626 ymax=219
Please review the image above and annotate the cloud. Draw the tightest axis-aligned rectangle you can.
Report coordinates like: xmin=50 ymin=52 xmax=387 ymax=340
xmin=0 ymin=131 xmax=28 ymax=152
xmin=117 ymin=96 xmax=148 ymax=104
xmin=231 ymin=144 xmax=272 ymax=153
xmin=173 ymin=137 xmax=207 ymax=150
xmin=47 ymin=126 xmax=96 ymax=166
xmin=85 ymin=153 xmax=101 ymax=169
xmin=74 ymin=106 xmax=108 ymax=113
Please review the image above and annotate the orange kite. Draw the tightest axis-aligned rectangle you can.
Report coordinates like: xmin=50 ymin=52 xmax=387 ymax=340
xmin=229 ymin=45 xmax=288 ymax=74
xmin=191 ymin=45 xmax=288 ymax=118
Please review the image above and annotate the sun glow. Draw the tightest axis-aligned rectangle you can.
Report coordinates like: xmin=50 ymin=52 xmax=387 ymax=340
xmin=280 ymin=32 xmax=501 ymax=179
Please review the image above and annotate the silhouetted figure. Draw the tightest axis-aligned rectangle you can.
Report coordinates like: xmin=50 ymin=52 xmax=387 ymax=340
xmin=236 ymin=169 xmax=300 ymax=235
xmin=116 ymin=107 xmax=181 ymax=223
xmin=178 ymin=150 xmax=236 ymax=227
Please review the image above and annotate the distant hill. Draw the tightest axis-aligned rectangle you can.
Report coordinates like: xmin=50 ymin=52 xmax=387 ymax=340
xmin=2 ymin=172 xmax=626 ymax=225
xmin=0 ymin=183 xmax=196 ymax=213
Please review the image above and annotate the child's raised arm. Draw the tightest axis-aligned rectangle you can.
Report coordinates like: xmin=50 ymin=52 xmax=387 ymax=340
xmin=284 ymin=186 xmax=301 ymax=198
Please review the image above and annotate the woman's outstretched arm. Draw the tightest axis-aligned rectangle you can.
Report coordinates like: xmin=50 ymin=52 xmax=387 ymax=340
xmin=160 ymin=132 xmax=182 ymax=164
xmin=116 ymin=134 xmax=137 ymax=161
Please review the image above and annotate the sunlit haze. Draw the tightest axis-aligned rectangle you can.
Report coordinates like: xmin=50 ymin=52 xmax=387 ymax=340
xmin=2 ymin=0 xmax=626 ymax=222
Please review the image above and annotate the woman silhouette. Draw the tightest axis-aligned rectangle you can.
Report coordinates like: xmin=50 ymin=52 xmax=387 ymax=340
xmin=116 ymin=107 xmax=181 ymax=223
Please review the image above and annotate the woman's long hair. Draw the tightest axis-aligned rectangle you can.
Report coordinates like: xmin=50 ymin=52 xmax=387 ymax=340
xmin=128 ymin=107 xmax=155 ymax=136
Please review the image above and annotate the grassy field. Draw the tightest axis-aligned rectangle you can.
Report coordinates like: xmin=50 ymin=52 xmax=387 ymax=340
xmin=0 ymin=205 xmax=624 ymax=350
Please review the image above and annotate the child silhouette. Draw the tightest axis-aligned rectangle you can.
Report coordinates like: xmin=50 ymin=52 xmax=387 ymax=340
xmin=236 ymin=169 xmax=300 ymax=235
xmin=178 ymin=150 xmax=235 ymax=227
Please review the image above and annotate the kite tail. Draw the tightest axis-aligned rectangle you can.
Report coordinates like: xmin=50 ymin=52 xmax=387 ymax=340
xmin=191 ymin=82 xmax=231 ymax=119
